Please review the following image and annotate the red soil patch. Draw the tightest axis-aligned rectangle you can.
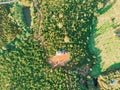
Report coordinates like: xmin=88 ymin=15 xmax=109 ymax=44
xmin=49 ymin=53 xmax=70 ymax=67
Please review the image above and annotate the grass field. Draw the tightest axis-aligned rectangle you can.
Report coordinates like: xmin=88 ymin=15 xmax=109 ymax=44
xmin=92 ymin=0 xmax=120 ymax=72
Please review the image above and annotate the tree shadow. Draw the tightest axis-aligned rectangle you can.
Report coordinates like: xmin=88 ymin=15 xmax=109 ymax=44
xmin=105 ymin=63 xmax=120 ymax=72
xmin=89 ymin=0 xmax=117 ymax=77
xmin=98 ymin=0 xmax=116 ymax=15
xmin=22 ymin=6 xmax=31 ymax=27
xmin=87 ymin=0 xmax=117 ymax=89
xmin=88 ymin=17 xmax=102 ymax=77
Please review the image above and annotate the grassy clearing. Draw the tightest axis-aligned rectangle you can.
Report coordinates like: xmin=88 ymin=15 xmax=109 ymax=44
xmin=93 ymin=0 xmax=120 ymax=72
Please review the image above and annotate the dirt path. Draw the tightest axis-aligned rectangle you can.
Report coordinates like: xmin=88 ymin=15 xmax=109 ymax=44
xmin=32 ymin=0 xmax=49 ymax=60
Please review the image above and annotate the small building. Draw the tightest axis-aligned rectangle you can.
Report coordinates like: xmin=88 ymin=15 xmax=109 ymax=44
xmin=48 ymin=50 xmax=70 ymax=67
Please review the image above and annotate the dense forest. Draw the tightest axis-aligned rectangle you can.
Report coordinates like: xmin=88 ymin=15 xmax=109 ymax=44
xmin=1 ymin=0 xmax=119 ymax=90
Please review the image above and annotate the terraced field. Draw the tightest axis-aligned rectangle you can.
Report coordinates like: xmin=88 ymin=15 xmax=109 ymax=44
xmin=98 ymin=69 xmax=120 ymax=90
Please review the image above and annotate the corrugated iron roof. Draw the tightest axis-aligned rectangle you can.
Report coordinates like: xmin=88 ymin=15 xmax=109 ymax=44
xmin=49 ymin=52 xmax=70 ymax=67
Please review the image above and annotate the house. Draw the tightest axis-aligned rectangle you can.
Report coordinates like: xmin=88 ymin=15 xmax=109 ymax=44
xmin=48 ymin=50 xmax=70 ymax=67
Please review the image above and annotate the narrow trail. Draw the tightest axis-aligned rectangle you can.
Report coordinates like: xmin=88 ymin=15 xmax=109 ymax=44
xmin=33 ymin=0 xmax=49 ymax=60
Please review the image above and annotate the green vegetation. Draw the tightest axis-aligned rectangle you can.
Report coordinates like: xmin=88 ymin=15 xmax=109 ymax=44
xmin=89 ymin=0 xmax=120 ymax=89
xmin=0 ymin=0 xmax=11 ymax=1
xmin=0 ymin=4 xmax=21 ymax=47
xmin=98 ymin=69 xmax=120 ymax=90
xmin=90 ymin=0 xmax=120 ymax=76
xmin=0 ymin=0 xmax=120 ymax=90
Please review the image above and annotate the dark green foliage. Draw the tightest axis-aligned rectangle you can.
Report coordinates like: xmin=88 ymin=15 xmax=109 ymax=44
xmin=0 ymin=0 xmax=102 ymax=89
xmin=0 ymin=4 xmax=21 ymax=47
xmin=41 ymin=0 xmax=98 ymax=67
